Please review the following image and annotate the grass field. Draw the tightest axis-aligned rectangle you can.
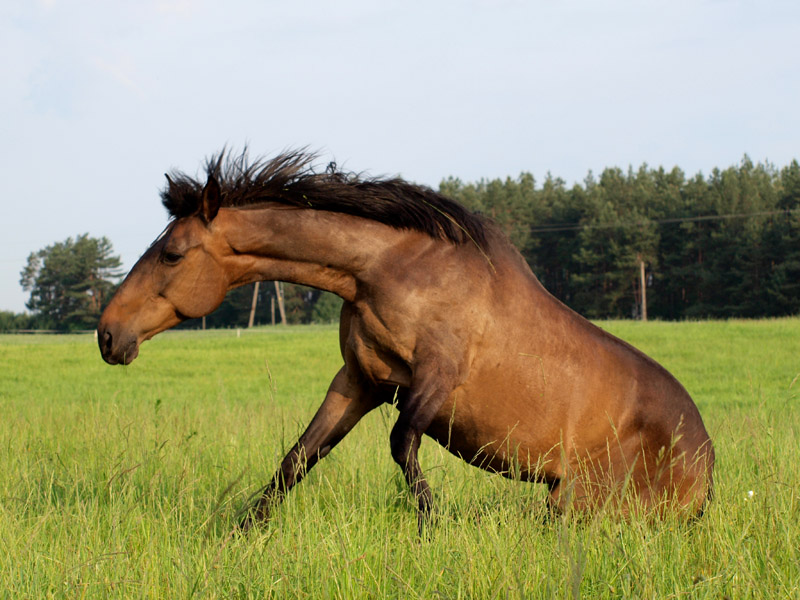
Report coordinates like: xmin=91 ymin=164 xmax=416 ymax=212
xmin=1 ymin=319 xmax=798 ymax=598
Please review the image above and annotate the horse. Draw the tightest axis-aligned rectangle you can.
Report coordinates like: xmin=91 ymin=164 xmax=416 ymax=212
xmin=97 ymin=150 xmax=714 ymax=530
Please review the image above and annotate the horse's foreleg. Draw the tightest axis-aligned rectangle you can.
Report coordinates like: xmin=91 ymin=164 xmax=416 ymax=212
xmin=239 ymin=367 xmax=381 ymax=530
xmin=389 ymin=372 xmax=453 ymax=534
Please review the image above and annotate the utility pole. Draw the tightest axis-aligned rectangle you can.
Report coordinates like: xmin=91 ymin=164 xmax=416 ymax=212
xmin=274 ymin=281 xmax=287 ymax=325
xmin=639 ymin=255 xmax=648 ymax=321
xmin=247 ymin=281 xmax=260 ymax=328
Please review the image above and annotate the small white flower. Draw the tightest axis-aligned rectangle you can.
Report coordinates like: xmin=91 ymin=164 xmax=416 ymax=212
xmin=746 ymin=490 xmax=754 ymax=500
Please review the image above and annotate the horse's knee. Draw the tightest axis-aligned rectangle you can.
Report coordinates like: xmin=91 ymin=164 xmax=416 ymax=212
xmin=389 ymin=422 xmax=418 ymax=466
xmin=389 ymin=431 xmax=409 ymax=469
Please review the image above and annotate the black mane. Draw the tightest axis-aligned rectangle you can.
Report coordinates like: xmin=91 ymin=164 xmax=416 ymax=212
xmin=161 ymin=149 xmax=488 ymax=249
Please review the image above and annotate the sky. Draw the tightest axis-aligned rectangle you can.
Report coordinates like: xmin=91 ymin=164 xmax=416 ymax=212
xmin=1 ymin=0 xmax=798 ymax=313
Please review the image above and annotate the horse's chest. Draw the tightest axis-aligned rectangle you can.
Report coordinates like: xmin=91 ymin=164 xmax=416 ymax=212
xmin=347 ymin=322 xmax=412 ymax=387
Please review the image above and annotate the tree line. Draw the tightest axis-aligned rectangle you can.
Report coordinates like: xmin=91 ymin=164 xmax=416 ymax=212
xmin=442 ymin=156 xmax=800 ymax=319
xmin=5 ymin=156 xmax=798 ymax=332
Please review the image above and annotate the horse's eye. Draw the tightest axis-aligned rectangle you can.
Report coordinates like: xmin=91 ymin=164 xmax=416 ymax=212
xmin=162 ymin=251 xmax=183 ymax=266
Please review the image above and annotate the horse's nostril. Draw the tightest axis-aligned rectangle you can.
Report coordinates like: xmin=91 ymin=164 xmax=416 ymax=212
xmin=97 ymin=327 xmax=126 ymax=365
xmin=102 ymin=330 xmax=112 ymax=352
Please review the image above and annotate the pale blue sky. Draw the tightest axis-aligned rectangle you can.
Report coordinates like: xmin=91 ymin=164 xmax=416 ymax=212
xmin=2 ymin=0 xmax=798 ymax=313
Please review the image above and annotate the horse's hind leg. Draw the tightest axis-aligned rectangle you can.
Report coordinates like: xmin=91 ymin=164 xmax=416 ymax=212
xmin=240 ymin=366 xmax=385 ymax=530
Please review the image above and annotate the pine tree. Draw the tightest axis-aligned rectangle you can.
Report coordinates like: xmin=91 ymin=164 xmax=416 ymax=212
xmin=20 ymin=234 xmax=122 ymax=330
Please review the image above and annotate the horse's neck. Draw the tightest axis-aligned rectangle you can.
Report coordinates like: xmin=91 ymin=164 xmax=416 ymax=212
xmin=216 ymin=206 xmax=398 ymax=301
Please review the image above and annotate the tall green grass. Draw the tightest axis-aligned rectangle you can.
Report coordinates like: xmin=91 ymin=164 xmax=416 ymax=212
xmin=0 ymin=319 xmax=798 ymax=598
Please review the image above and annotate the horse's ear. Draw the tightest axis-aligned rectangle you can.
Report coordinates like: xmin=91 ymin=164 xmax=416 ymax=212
xmin=165 ymin=173 xmax=178 ymax=198
xmin=201 ymin=174 xmax=221 ymax=223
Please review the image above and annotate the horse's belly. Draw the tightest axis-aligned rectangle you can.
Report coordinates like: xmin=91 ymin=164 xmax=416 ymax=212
xmin=424 ymin=374 xmax=567 ymax=480
xmin=422 ymin=345 xmax=631 ymax=480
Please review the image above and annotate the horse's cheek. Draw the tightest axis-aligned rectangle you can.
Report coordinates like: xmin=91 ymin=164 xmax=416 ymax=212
xmin=168 ymin=263 xmax=227 ymax=318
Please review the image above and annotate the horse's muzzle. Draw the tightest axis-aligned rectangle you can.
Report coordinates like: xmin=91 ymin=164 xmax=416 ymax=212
xmin=97 ymin=325 xmax=139 ymax=365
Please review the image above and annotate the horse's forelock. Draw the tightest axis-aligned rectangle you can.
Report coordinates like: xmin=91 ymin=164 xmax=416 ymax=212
xmin=160 ymin=174 xmax=203 ymax=220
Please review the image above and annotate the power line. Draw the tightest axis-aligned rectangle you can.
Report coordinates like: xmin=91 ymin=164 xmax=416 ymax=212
xmin=529 ymin=208 xmax=800 ymax=233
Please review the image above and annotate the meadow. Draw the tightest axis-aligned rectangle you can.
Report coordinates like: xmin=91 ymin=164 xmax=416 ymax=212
xmin=0 ymin=319 xmax=798 ymax=599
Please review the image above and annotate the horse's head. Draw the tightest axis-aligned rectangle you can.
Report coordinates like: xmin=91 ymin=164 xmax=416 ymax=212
xmin=98 ymin=176 xmax=228 ymax=365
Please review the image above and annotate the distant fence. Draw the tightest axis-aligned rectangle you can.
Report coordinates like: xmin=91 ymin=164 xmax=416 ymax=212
xmin=4 ymin=329 xmax=96 ymax=335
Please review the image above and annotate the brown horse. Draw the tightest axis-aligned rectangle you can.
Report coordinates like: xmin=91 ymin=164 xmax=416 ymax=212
xmin=97 ymin=150 xmax=714 ymax=530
